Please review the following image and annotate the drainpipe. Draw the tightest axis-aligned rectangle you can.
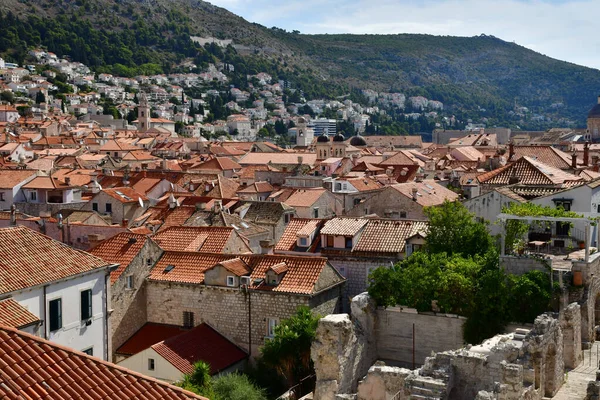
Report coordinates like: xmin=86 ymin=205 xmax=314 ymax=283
xmin=42 ymin=285 xmax=48 ymax=339
xmin=247 ymin=289 xmax=252 ymax=357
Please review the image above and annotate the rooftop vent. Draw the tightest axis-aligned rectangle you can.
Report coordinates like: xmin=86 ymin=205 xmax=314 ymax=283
xmin=128 ymin=237 xmax=137 ymax=244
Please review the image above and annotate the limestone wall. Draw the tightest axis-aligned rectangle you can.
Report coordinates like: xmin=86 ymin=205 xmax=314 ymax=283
xmin=500 ymin=255 xmax=550 ymax=275
xmin=375 ymin=307 xmax=465 ymax=367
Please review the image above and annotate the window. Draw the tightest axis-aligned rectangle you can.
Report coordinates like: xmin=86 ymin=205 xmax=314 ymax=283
xmin=183 ymin=311 xmax=195 ymax=328
xmin=299 ymin=237 xmax=307 ymax=247
xmin=326 ymin=235 xmax=334 ymax=248
xmin=284 ymin=213 xmax=291 ymax=224
xmin=148 ymin=358 xmax=155 ymax=371
xmin=0 ymin=192 xmax=4 ymax=202
xmin=345 ymin=237 xmax=353 ymax=249
xmin=353 ymin=198 xmax=361 ymax=206
xmin=226 ymin=276 xmax=235 ymax=287
xmin=30 ymin=191 xmax=37 ymax=201
xmin=313 ymin=207 xmax=319 ymax=218
xmin=338 ymin=266 xmax=347 ymax=278
xmin=81 ymin=289 xmax=92 ymax=321
xmin=114 ymin=152 xmax=118 ymax=158
xmin=147 ymin=258 xmax=153 ymax=267
xmin=125 ymin=275 xmax=134 ymax=290
xmin=105 ymin=203 xmax=112 ymax=213
xmin=82 ymin=347 xmax=93 ymax=356
xmin=92 ymin=202 xmax=98 ymax=212
xmin=400 ymin=211 xmax=407 ymax=218
xmin=49 ymin=298 xmax=62 ymax=332
xmin=335 ymin=183 xmax=342 ymax=191
xmin=267 ymin=318 xmax=278 ymax=338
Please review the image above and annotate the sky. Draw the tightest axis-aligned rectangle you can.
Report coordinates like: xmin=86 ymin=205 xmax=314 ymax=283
xmin=206 ymin=0 xmax=599 ymax=70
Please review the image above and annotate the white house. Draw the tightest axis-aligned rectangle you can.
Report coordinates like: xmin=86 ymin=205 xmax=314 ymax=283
xmin=0 ymin=226 xmax=117 ymax=360
xmin=0 ymin=170 xmax=37 ymax=210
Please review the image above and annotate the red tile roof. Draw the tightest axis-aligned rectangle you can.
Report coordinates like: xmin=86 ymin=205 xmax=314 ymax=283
xmin=192 ymin=157 xmax=241 ymax=172
xmin=477 ymin=156 xmax=583 ymax=187
xmin=102 ymin=187 xmax=148 ymax=203
xmin=509 ymin=146 xmax=572 ymax=170
xmin=275 ymin=218 xmax=322 ymax=251
xmin=284 ymin=188 xmax=327 ymax=208
xmin=149 ymin=252 xmax=337 ymax=295
xmin=0 ymin=170 xmax=36 ymax=189
xmin=0 ymin=226 xmax=112 ymax=294
xmin=0 ymin=299 xmax=40 ymax=329
xmin=153 ymin=226 xmax=236 ymax=253
xmin=215 ymin=258 xmax=251 ymax=276
xmin=0 ymin=325 xmax=206 ymax=399
xmin=152 ymin=324 xmax=247 ymax=375
xmin=352 ymin=219 xmax=428 ymax=254
xmin=116 ymin=323 xmax=187 ymax=356
xmin=320 ymin=217 xmax=368 ymax=236
xmin=390 ymin=180 xmax=459 ymax=207
xmin=89 ymin=232 xmax=151 ymax=284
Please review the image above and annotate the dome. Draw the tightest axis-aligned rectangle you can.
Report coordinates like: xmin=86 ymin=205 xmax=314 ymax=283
xmin=333 ymin=132 xmax=346 ymax=142
xmin=589 ymin=103 xmax=600 ymax=119
xmin=349 ymin=134 xmax=367 ymax=147
xmin=317 ymin=133 xmax=330 ymax=143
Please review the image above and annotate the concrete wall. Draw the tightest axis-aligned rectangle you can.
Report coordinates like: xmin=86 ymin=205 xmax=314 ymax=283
xmin=375 ymin=307 xmax=465 ymax=367
xmin=500 ymin=255 xmax=551 ymax=276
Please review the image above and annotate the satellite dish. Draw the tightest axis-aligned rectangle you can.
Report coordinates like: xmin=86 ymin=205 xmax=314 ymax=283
xmin=138 ymin=197 xmax=144 ymax=207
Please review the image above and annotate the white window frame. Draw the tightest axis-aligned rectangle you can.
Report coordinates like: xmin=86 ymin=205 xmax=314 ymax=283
xmin=267 ymin=318 xmax=278 ymax=338
xmin=125 ymin=275 xmax=134 ymax=290
xmin=30 ymin=190 xmax=37 ymax=201
xmin=226 ymin=276 xmax=235 ymax=287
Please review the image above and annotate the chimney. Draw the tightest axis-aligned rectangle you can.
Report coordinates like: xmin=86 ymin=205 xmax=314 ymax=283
xmin=259 ymin=240 xmax=274 ymax=255
xmin=214 ymin=199 xmax=222 ymax=213
xmin=10 ymin=204 xmax=16 ymax=226
xmin=508 ymin=142 xmax=514 ymax=160
xmin=122 ymin=218 xmax=129 ymax=227
xmin=195 ymin=202 xmax=206 ymax=211
xmin=571 ymin=153 xmax=577 ymax=169
xmin=168 ymin=193 xmax=177 ymax=209
xmin=298 ymin=156 xmax=303 ymax=165
xmin=584 ymin=141 xmax=590 ymax=166
xmin=161 ymin=159 xmax=168 ymax=170
xmin=64 ymin=176 xmax=71 ymax=186
xmin=411 ymin=187 xmax=418 ymax=201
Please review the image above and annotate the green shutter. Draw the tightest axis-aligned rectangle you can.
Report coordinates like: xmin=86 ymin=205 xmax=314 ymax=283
xmin=81 ymin=290 xmax=92 ymax=320
xmin=49 ymin=299 xmax=62 ymax=331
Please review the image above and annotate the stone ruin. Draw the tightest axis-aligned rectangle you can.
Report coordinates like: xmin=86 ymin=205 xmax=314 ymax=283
xmin=311 ymin=293 xmax=582 ymax=400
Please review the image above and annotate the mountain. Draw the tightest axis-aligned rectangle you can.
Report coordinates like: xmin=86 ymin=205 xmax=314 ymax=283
xmin=1 ymin=0 xmax=600 ymax=128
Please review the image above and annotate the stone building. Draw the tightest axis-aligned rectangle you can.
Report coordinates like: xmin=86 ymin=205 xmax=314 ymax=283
xmin=345 ymin=180 xmax=459 ymax=220
xmin=82 ymin=187 xmax=149 ymax=225
xmin=311 ymin=294 xmax=582 ymax=400
xmin=145 ymin=252 xmax=345 ymax=357
xmin=89 ymin=232 xmax=164 ymax=359
xmin=232 ymin=200 xmax=296 ymax=243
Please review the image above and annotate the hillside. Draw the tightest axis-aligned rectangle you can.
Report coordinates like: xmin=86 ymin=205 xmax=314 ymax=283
xmin=1 ymin=0 xmax=600 ymax=128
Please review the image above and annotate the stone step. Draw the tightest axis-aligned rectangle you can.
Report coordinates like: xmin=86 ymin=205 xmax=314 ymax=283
xmin=410 ymin=377 xmax=447 ymax=391
xmin=410 ymin=386 xmax=438 ymax=396
xmin=410 ymin=395 xmax=441 ymax=400
xmin=515 ymin=328 xmax=530 ymax=335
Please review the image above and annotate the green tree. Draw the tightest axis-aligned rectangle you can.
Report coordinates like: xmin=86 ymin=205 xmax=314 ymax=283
xmin=176 ymin=361 xmax=214 ymax=398
xmin=35 ymin=91 xmax=46 ymax=104
xmin=424 ymin=200 xmax=494 ymax=258
xmin=0 ymin=91 xmax=14 ymax=103
xmin=212 ymin=373 xmax=266 ymax=400
xmin=260 ymin=306 xmax=319 ymax=387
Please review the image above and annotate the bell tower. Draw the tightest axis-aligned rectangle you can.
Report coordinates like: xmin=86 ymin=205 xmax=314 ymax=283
xmin=138 ymin=93 xmax=151 ymax=133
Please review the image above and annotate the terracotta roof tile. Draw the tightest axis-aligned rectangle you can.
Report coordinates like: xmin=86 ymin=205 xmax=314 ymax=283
xmin=509 ymin=146 xmax=571 ymax=170
xmin=478 ymin=156 xmax=583 ymax=187
xmin=0 ymin=325 xmax=206 ymax=399
xmin=268 ymin=262 xmax=288 ymax=274
xmin=284 ymin=188 xmax=327 ymax=208
xmin=0 ymin=170 xmax=36 ymax=189
xmin=116 ymin=323 xmax=187 ymax=356
xmin=215 ymin=258 xmax=251 ymax=276
xmin=149 ymin=252 xmax=338 ymax=295
xmin=239 ymin=152 xmax=318 ymax=167
xmin=101 ymin=187 xmax=148 ymax=203
xmin=390 ymin=180 xmax=459 ymax=206
xmin=0 ymin=226 xmax=111 ymax=294
xmin=152 ymin=324 xmax=247 ymax=375
xmin=320 ymin=217 xmax=368 ymax=236
xmin=153 ymin=226 xmax=235 ymax=253
xmin=0 ymin=299 xmax=40 ymax=329
xmin=89 ymin=232 xmax=150 ymax=284
xmin=352 ymin=219 xmax=428 ymax=254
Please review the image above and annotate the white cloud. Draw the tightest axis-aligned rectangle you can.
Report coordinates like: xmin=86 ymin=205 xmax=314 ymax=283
xmin=206 ymin=0 xmax=600 ymax=69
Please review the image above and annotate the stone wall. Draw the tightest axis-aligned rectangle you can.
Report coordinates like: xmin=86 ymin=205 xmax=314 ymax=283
xmin=110 ymin=239 xmax=164 ymax=358
xmin=375 ymin=307 xmax=466 ymax=367
xmin=312 ymin=294 xmax=581 ymax=400
xmin=500 ymin=255 xmax=550 ymax=276
xmin=146 ymin=280 xmax=340 ymax=357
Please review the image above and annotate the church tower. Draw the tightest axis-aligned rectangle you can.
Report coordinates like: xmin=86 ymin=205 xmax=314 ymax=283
xmin=295 ymin=117 xmax=314 ymax=147
xmin=138 ymin=93 xmax=151 ymax=133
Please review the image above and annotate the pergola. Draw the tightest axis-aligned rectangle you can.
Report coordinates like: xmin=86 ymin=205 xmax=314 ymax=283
xmin=496 ymin=213 xmax=597 ymax=263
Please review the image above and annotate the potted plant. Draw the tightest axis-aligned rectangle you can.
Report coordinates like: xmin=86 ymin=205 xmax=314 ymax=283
xmin=513 ymin=239 xmax=526 ymax=255
xmin=578 ymin=240 xmax=586 ymax=249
